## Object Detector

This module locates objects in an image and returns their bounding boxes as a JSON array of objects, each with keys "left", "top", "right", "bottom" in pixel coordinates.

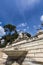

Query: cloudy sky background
[{"left": 0, "top": 0, "right": 43, "bottom": 36}]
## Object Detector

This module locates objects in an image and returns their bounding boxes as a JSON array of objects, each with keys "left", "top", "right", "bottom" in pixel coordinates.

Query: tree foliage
[
  {"left": 25, "top": 32, "right": 31, "bottom": 37},
  {"left": 1, "top": 24, "right": 19, "bottom": 47},
  {"left": 4, "top": 24, "right": 16, "bottom": 35}
]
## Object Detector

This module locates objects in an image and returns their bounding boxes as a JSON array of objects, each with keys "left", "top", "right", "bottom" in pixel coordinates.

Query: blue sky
[{"left": 0, "top": 0, "right": 43, "bottom": 36}]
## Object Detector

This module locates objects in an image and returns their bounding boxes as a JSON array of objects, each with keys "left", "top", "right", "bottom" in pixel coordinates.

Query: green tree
[
  {"left": 2, "top": 24, "right": 18, "bottom": 46},
  {"left": 25, "top": 32, "right": 31, "bottom": 37},
  {"left": 4, "top": 24, "right": 16, "bottom": 35}
]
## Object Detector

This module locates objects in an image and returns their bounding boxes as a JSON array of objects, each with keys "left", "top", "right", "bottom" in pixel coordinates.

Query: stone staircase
[{"left": 0, "top": 38, "right": 43, "bottom": 65}]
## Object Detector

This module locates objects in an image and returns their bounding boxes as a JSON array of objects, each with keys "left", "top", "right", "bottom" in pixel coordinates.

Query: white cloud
[
  {"left": 17, "top": 29, "right": 19, "bottom": 31},
  {"left": 33, "top": 25, "right": 41, "bottom": 30},
  {"left": 17, "top": 22, "right": 27, "bottom": 27},
  {"left": 40, "top": 15, "right": 43, "bottom": 22},
  {"left": 16, "top": 29, "right": 20, "bottom": 33},
  {"left": 38, "top": 25, "right": 41, "bottom": 28},
  {"left": 17, "top": 23, "right": 29, "bottom": 32},
  {"left": 0, "top": 26, "right": 6, "bottom": 36},
  {"left": 33, "top": 25, "right": 37, "bottom": 29},
  {"left": 0, "top": 22, "right": 2, "bottom": 24},
  {"left": 23, "top": 29, "right": 26, "bottom": 32},
  {"left": 27, "top": 26, "right": 29, "bottom": 29},
  {"left": 23, "top": 26, "right": 29, "bottom": 32}
]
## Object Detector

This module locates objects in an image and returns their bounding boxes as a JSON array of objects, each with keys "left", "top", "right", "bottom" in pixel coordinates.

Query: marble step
[{"left": 18, "top": 44, "right": 43, "bottom": 50}]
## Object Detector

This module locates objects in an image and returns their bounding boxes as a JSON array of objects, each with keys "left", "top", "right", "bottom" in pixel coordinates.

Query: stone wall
[
  {"left": 10, "top": 38, "right": 43, "bottom": 65},
  {"left": 0, "top": 50, "right": 8, "bottom": 65},
  {"left": 0, "top": 38, "right": 43, "bottom": 65}
]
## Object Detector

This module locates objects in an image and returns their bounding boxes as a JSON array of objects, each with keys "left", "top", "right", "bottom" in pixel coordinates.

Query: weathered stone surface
[
  {"left": 0, "top": 30, "right": 43, "bottom": 65},
  {"left": 0, "top": 51, "right": 8, "bottom": 65},
  {"left": 12, "top": 62, "right": 19, "bottom": 65}
]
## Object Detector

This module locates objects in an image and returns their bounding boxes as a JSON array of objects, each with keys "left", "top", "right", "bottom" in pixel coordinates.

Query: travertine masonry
[{"left": 0, "top": 30, "right": 43, "bottom": 65}]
